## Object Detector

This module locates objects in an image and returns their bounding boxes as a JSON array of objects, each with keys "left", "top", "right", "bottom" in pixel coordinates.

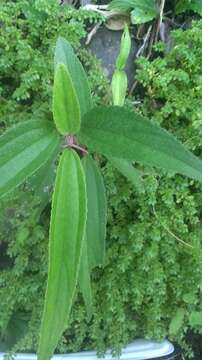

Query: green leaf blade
[
  {"left": 54, "top": 37, "right": 93, "bottom": 118},
  {"left": 78, "top": 155, "right": 107, "bottom": 318},
  {"left": 176, "top": 0, "right": 202, "bottom": 15},
  {"left": 109, "top": 0, "right": 137, "bottom": 11},
  {"left": 109, "top": 157, "right": 144, "bottom": 193},
  {"left": 79, "top": 106, "right": 202, "bottom": 182},
  {"left": 116, "top": 24, "right": 131, "bottom": 70},
  {"left": 0, "top": 120, "right": 60, "bottom": 199},
  {"left": 112, "top": 70, "right": 128, "bottom": 107},
  {"left": 38, "top": 149, "right": 87, "bottom": 360},
  {"left": 53, "top": 63, "right": 81, "bottom": 135},
  {"left": 79, "top": 236, "right": 93, "bottom": 320},
  {"left": 82, "top": 155, "right": 107, "bottom": 269}
]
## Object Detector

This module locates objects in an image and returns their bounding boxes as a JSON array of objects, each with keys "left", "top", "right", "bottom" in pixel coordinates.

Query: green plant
[
  {"left": 109, "top": 0, "right": 160, "bottom": 25},
  {"left": 109, "top": 0, "right": 202, "bottom": 24},
  {"left": 0, "top": 0, "right": 104, "bottom": 131},
  {"left": 111, "top": 25, "right": 131, "bottom": 106},
  {"left": 1, "top": 18, "right": 202, "bottom": 360},
  {"left": 133, "top": 20, "right": 202, "bottom": 353},
  {"left": 0, "top": 0, "right": 106, "bottom": 354},
  {"left": 176, "top": 0, "right": 202, "bottom": 14}
]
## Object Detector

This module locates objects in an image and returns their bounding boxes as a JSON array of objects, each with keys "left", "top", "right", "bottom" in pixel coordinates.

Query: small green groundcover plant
[{"left": 1, "top": 27, "right": 202, "bottom": 360}]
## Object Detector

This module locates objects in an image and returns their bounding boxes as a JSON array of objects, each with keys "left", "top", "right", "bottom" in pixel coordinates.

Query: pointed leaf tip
[
  {"left": 54, "top": 37, "right": 93, "bottom": 118},
  {"left": 53, "top": 63, "right": 81, "bottom": 135},
  {"left": 78, "top": 106, "right": 202, "bottom": 183}
]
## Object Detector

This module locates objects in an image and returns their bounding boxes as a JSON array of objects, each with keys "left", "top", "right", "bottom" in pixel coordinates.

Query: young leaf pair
[{"left": 111, "top": 24, "right": 131, "bottom": 107}]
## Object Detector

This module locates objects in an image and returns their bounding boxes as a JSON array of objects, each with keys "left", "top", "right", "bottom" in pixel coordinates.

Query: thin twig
[
  {"left": 146, "top": 22, "right": 156, "bottom": 59},
  {"left": 85, "top": 22, "right": 101, "bottom": 45},
  {"left": 154, "top": 0, "right": 166, "bottom": 43},
  {"left": 136, "top": 25, "right": 152, "bottom": 57},
  {"left": 129, "top": 79, "right": 138, "bottom": 95},
  {"left": 129, "top": 25, "right": 152, "bottom": 95},
  {"left": 153, "top": 206, "right": 194, "bottom": 250},
  {"left": 159, "top": 0, "right": 165, "bottom": 28}
]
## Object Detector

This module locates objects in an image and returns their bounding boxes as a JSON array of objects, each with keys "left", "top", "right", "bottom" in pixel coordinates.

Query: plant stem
[{"left": 154, "top": 0, "right": 166, "bottom": 43}]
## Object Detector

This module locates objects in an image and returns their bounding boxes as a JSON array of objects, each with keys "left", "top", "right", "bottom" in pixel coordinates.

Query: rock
[{"left": 86, "top": 26, "right": 137, "bottom": 86}]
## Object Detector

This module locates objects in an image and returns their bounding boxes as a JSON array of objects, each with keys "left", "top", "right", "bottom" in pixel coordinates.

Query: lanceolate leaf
[
  {"left": 28, "top": 149, "right": 58, "bottom": 220},
  {"left": 38, "top": 149, "right": 87, "bottom": 360},
  {"left": 109, "top": 157, "right": 144, "bottom": 193},
  {"left": 116, "top": 24, "right": 131, "bottom": 70},
  {"left": 79, "top": 106, "right": 202, "bottom": 182},
  {"left": 78, "top": 156, "right": 107, "bottom": 317},
  {"left": 54, "top": 37, "right": 93, "bottom": 118},
  {"left": 0, "top": 120, "right": 60, "bottom": 199},
  {"left": 53, "top": 63, "right": 81, "bottom": 135},
  {"left": 82, "top": 155, "right": 107, "bottom": 269},
  {"left": 79, "top": 236, "right": 93, "bottom": 320}
]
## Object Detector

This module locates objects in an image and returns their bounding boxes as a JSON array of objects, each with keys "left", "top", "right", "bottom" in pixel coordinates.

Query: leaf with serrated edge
[
  {"left": 37, "top": 149, "right": 87, "bottom": 360},
  {"left": 0, "top": 120, "right": 60, "bottom": 199},
  {"left": 78, "top": 156, "right": 107, "bottom": 317},
  {"left": 54, "top": 37, "right": 93, "bottom": 118},
  {"left": 53, "top": 63, "right": 81, "bottom": 135},
  {"left": 78, "top": 106, "right": 202, "bottom": 182},
  {"left": 78, "top": 155, "right": 107, "bottom": 318},
  {"left": 82, "top": 155, "right": 107, "bottom": 269},
  {"left": 79, "top": 236, "right": 93, "bottom": 320}
]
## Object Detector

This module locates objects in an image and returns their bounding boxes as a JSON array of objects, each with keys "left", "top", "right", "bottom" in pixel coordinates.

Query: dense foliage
[
  {"left": 0, "top": 0, "right": 106, "bottom": 131},
  {"left": 0, "top": 1, "right": 201, "bottom": 358}
]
